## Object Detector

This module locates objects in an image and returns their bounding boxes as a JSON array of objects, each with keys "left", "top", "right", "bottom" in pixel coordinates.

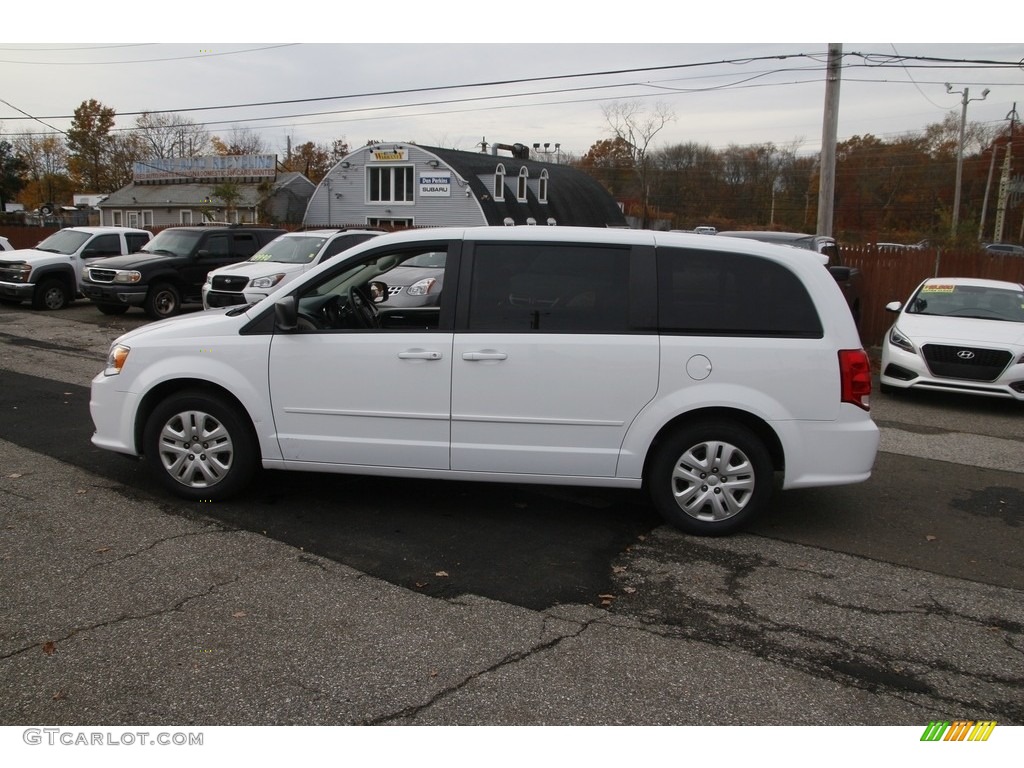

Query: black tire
[
  {"left": 31, "top": 278, "right": 70, "bottom": 311},
  {"left": 96, "top": 303, "right": 130, "bottom": 316},
  {"left": 646, "top": 420, "right": 773, "bottom": 536},
  {"left": 145, "top": 282, "right": 181, "bottom": 319},
  {"left": 142, "top": 390, "right": 258, "bottom": 501}
]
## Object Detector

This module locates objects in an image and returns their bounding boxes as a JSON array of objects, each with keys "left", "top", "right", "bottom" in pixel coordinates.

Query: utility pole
[
  {"left": 946, "top": 84, "right": 990, "bottom": 236},
  {"left": 978, "top": 144, "right": 999, "bottom": 242},
  {"left": 993, "top": 103, "right": 1018, "bottom": 243},
  {"left": 817, "top": 44, "right": 842, "bottom": 237}
]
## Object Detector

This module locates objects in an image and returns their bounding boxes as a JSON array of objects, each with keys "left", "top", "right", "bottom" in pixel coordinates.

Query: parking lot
[{"left": 0, "top": 300, "right": 1022, "bottom": 728}]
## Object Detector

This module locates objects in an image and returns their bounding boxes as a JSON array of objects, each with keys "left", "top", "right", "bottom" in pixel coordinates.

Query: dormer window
[
  {"left": 538, "top": 169, "right": 549, "bottom": 204},
  {"left": 517, "top": 167, "right": 529, "bottom": 202},
  {"left": 494, "top": 164, "right": 505, "bottom": 200}
]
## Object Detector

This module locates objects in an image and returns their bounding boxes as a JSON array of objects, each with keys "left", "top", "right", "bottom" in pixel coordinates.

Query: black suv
[{"left": 81, "top": 225, "right": 286, "bottom": 319}]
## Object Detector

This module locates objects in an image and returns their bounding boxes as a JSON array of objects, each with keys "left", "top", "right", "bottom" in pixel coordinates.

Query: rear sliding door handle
[{"left": 462, "top": 351, "right": 508, "bottom": 361}]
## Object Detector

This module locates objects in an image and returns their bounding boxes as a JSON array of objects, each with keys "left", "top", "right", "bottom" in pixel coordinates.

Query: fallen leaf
[
  {"left": 231, "top": 611, "right": 247, "bottom": 618},
  {"left": 925, "top": 535, "right": 937, "bottom": 542},
  {"left": 42, "top": 641, "right": 56, "bottom": 656},
  {"left": 94, "top": 547, "right": 111, "bottom": 554},
  {"left": 7, "top": 473, "right": 22, "bottom": 478},
  {"left": 435, "top": 570, "right": 449, "bottom": 578},
  {"left": 52, "top": 690, "right": 67, "bottom": 701},
  {"left": 76, "top": 489, "right": 87, "bottom": 495},
  {"left": 415, "top": 581, "right": 428, "bottom": 588},
  {"left": 597, "top": 594, "right": 616, "bottom": 600},
  {"left": 623, "top": 586, "right": 637, "bottom": 594},
  {"left": 612, "top": 566, "right": 627, "bottom": 574}
]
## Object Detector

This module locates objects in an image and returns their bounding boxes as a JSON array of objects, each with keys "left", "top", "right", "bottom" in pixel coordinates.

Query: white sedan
[{"left": 880, "top": 276, "right": 1024, "bottom": 400}]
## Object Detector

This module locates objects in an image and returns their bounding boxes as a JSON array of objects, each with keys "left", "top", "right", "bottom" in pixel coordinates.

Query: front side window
[
  {"left": 368, "top": 166, "right": 414, "bottom": 203},
  {"left": 657, "top": 248, "right": 822, "bottom": 337},
  {"left": 87, "top": 234, "right": 121, "bottom": 256},
  {"left": 294, "top": 245, "right": 450, "bottom": 333},
  {"left": 468, "top": 243, "right": 630, "bottom": 333}
]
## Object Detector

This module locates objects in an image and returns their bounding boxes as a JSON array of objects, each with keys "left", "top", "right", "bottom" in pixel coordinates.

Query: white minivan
[{"left": 91, "top": 227, "right": 879, "bottom": 535}]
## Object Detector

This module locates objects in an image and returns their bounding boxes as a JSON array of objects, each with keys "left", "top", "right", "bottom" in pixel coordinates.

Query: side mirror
[
  {"left": 369, "top": 281, "right": 388, "bottom": 303},
  {"left": 274, "top": 295, "right": 299, "bottom": 331},
  {"left": 829, "top": 265, "right": 851, "bottom": 281},
  {"left": 885, "top": 301, "right": 902, "bottom": 313}
]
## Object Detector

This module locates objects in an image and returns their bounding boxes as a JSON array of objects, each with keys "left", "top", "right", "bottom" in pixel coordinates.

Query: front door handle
[
  {"left": 462, "top": 351, "right": 508, "bottom": 361},
  {"left": 398, "top": 349, "right": 442, "bottom": 360}
]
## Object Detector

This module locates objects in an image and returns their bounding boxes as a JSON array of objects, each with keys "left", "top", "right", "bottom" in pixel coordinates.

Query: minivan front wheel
[
  {"left": 647, "top": 421, "right": 772, "bottom": 536},
  {"left": 143, "top": 391, "right": 257, "bottom": 501}
]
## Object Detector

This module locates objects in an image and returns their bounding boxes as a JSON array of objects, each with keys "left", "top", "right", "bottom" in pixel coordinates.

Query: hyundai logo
[{"left": 957, "top": 350, "right": 976, "bottom": 360}]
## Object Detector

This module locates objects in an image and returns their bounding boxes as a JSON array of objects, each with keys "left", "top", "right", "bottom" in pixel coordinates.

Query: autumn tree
[
  {"left": 577, "top": 136, "right": 636, "bottom": 204},
  {"left": 211, "top": 127, "right": 267, "bottom": 156},
  {"left": 281, "top": 141, "right": 333, "bottom": 183},
  {"left": 66, "top": 99, "right": 118, "bottom": 192},
  {"left": 12, "top": 133, "right": 71, "bottom": 209},
  {"left": 211, "top": 181, "right": 243, "bottom": 222}
]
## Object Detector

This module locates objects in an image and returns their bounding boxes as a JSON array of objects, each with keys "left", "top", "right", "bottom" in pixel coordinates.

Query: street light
[{"left": 946, "top": 83, "right": 990, "bottom": 236}]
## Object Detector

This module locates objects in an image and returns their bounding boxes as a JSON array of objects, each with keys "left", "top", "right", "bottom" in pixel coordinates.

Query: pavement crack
[
  {"left": 361, "top": 617, "right": 597, "bottom": 724},
  {"left": 81, "top": 527, "right": 232, "bottom": 577}
]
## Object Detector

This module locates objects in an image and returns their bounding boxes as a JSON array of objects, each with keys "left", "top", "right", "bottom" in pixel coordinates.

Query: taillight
[{"left": 839, "top": 349, "right": 872, "bottom": 411}]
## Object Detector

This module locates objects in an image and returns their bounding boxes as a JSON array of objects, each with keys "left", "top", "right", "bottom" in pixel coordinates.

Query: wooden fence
[{"left": 843, "top": 246, "right": 1024, "bottom": 349}]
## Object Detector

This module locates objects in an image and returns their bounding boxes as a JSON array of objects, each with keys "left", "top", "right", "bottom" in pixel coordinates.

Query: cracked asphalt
[{"left": 0, "top": 303, "right": 1022, "bottom": 726}]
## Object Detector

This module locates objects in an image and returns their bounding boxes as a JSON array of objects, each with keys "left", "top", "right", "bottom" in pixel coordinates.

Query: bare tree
[
  {"left": 211, "top": 126, "right": 268, "bottom": 156},
  {"left": 602, "top": 100, "right": 675, "bottom": 227},
  {"left": 134, "top": 112, "right": 211, "bottom": 158}
]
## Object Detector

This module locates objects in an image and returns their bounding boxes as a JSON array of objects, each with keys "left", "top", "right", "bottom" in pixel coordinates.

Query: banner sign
[{"left": 133, "top": 155, "right": 277, "bottom": 182}]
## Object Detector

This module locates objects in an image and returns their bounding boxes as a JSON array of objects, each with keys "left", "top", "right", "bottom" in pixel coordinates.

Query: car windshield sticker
[
  {"left": 921, "top": 283, "right": 955, "bottom": 293},
  {"left": 250, "top": 253, "right": 272, "bottom": 261}
]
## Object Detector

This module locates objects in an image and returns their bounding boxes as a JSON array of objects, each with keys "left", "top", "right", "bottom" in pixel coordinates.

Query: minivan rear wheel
[
  {"left": 646, "top": 420, "right": 772, "bottom": 536},
  {"left": 143, "top": 390, "right": 257, "bottom": 501}
]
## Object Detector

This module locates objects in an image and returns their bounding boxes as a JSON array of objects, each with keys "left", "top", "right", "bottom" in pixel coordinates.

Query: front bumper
[
  {"left": 881, "top": 343, "right": 1024, "bottom": 400},
  {"left": 0, "top": 280, "right": 35, "bottom": 300},
  {"left": 82, "top": 283, "right": 148, "bottom": 306}
]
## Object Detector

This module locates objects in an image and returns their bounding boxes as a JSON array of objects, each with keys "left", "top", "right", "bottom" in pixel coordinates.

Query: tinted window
[
  {"left": 88, "top": 234, "right": 121, "bottom": 256},
  {"left": 468, "top": 243, "right": 631, "bottom": 332},
  {"left": 232, "top": 234, "right": 259, "bottom": 258},
  {"left": 126, "top": 233, "right": 150, "bottom": 253},
  {"left": 657, "top": 248, "right": 822, "bottom": 337},
  {"left": 322, "top": 233, "right": 376, "bottom": 261}
]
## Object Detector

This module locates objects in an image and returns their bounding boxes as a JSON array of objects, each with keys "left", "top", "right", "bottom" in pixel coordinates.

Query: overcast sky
[{"left": 2, "top": 7, "right": 1021, "bottom": 161}]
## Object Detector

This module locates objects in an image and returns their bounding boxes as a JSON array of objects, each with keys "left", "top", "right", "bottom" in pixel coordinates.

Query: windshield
[
  {"left": 140, "top": 229, "right": 203, "bottom": 256},
  {"left": 35, "top": 230, "right": 91, "bottom": 254},
  {"left": 908, "top": 284, "right": 1024, "bottom": 322},
  {"left": 248, "top": 235, "right": 328, "bottom": 264}
]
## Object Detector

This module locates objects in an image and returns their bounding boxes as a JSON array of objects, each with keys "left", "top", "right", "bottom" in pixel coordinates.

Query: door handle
[
  {"left": 398, "top": 350, "right": 443, "bottom": 360},
  {"left": 462, "top": 351, "right": 508, "bottom": 361}
]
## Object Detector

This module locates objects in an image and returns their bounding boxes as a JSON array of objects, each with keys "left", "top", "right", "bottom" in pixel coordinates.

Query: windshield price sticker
[
  {"left": 921, "top": 284, "right": 956, "bottom": 293},
  {"left": 250, "top": 253, "right": 272, "bottom": 262}
]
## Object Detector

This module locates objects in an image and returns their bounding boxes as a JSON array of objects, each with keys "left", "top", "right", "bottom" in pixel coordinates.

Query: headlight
[
  {"left": 250, "top": 274, "right": 286, "bottom": 290},
  {"left": 888, "top": 325, "right": 916, "bottom": 353},
  {"left": 5, "top": 264, "right": 32, "bottom": 283},
  {"left": 104, "top": 343, "right": 131, "bottom": 376},
  {"left": 113, "top": 270, "right": 142, "bottom": 284},
  {"left": 406, "top": 277, "right": 437, "bottom": 296}
]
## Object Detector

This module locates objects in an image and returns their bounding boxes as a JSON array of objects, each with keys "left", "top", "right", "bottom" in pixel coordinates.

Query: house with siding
[
  {"left": 303, "top": 143, "right": 626, "bottom": 229},
  {"left": 98, "top": 155, "right": 314, "bottom": 229}
]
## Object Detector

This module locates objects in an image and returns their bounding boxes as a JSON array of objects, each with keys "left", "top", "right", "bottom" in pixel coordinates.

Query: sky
[{"left": 2, "top": 5, "right": 1022, "bottom": 162}]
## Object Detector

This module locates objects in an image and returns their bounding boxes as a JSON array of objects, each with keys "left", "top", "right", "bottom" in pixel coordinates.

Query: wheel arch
[
  {"left": 641, "top": 406, "right": 785, "bottom": 483},
  {"left": 134, "top": 379, "right": 260, "bottom": 460}
]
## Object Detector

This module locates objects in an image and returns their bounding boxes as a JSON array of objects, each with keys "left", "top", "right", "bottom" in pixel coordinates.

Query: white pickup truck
[{"left": 0, "top": 226, "right": 152, "bottom": 310}]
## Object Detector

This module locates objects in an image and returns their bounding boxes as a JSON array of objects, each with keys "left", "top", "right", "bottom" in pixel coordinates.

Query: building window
[
  {"left": 517, "top": 167, "right": 529, "bottom": 202},
  {"left": 127, "top": 211, "right": 140, "bottom": 228},
  {"left": 494, "top": 164, "right": 505, "bottom": 200},
  {"left": 180, "top": 210, "right": 193, "bottom": 224},
  {"left": 368, "top": 166, "right": 414, "bottom": 204},
  {"left": 142, "top": 210, "right": 154, "bottom": 227},
  {"left": 111, "top": 210, "right": 123, "bottom": 226},
  {"left": 367, "top": 217, "right": 414, "bottom": 229},
  {"left": 539, "top": 170, "right": 549, "bottom": 204}
]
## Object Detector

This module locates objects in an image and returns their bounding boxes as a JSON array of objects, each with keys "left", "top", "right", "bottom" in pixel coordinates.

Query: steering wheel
[{"left": 347, "top": 285, "right": 378, "bottom": 328}]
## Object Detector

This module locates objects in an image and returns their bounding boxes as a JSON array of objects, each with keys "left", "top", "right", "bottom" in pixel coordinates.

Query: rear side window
[
  {"left": 468, "top": 243, "right": 631, "bottom": 333},
  {"left": 657, "top": 247, "right": 822, "bottom": 337},
  {"left": 126, "top": 233, "right": 150, "bottom": 253},
  {"left": 322, "top": 234, "right": 376, "bottom": 261}
]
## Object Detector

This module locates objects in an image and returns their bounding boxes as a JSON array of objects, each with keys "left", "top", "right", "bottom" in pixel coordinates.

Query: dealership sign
[{"left": 419, "top": 174, "right": 451, "bottom": 197}]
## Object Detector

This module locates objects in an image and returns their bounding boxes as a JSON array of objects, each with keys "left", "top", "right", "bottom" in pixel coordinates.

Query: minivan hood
[{"left": 114, "top": 307, "right": 244, "bottom": 346}]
